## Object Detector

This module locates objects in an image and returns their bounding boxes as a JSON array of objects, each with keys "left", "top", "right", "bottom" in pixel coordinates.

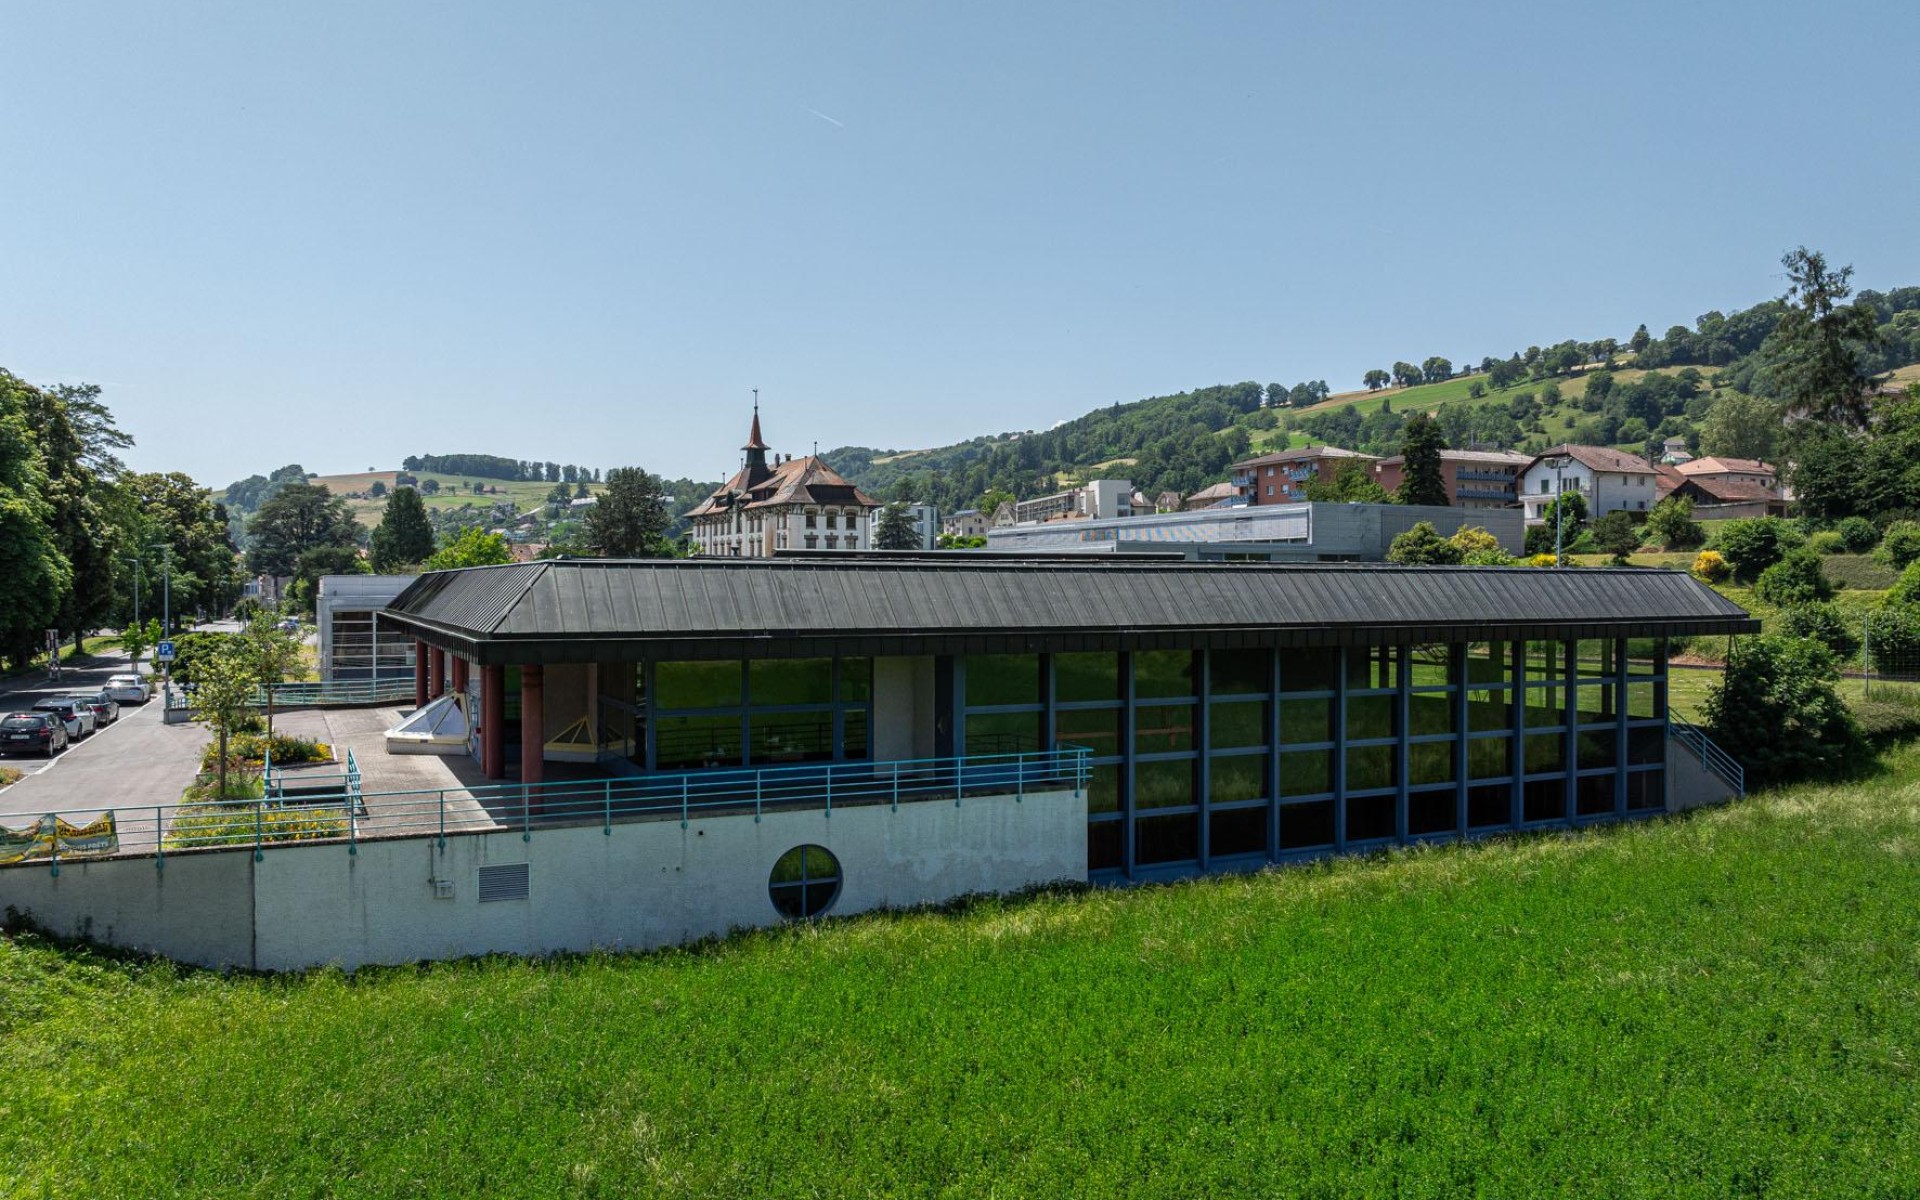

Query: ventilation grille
[{"left": 477, "top": 862, "right": 530, "bottom": 903}]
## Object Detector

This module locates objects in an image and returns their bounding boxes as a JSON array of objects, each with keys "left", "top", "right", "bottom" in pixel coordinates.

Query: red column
[
  {"left": 519, "top": 664, "right": 545, "bottom": 790},
  {"left": 413, "top": 640, "right": 429, "bottom": 708},
  {"left": 451, "top": 656, "right": 469, "bottom": 695},
  {"left": 427, "top": 647, "right": 445, "bottom": 699},
  {"left": 482, "top": 663, "right": 505, "bottom": 779}
]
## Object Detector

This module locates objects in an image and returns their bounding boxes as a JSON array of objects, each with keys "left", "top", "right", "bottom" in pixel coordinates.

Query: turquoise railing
[
  {"left": 1669, "top": 718, "right": 1745, "bottom": 797},
  {"left": 6, "top": 745, "right": 1091, "bottom": 870}
]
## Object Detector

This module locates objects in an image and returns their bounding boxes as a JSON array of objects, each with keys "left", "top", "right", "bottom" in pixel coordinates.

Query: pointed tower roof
[{"left": 743, "top": 393, "right": 769, "bottom": 452}]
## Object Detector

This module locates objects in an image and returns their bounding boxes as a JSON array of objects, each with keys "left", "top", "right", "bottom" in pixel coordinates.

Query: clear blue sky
[{"left": 5, "top": 1, "right": 1916, "bottom": 489}]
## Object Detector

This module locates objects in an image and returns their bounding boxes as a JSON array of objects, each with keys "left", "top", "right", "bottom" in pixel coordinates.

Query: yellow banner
[{"left": 0, "top": 813, "right": 119, "bottom": 864}]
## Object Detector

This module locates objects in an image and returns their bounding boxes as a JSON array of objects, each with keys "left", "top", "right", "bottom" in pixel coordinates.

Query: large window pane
[
  {"left": 965, "top": 711, "right": 1040, "bottom": 755},
  {"left": 839, "top": 658, "right": 873, "bottom": 703},
  {"left": 1347, "top": 695, "right": 1398, "bottom": 740},
  {"left": 1406, "top": 645, "right": 1453, "bottom": 689},
  {"left": 1409, "top": 692, "right": 1457, "bottom": 737},
  {"left": 1627, "top": 725, "right": 1664, "bottom": 765},
  {"left": 1408, "top": 789, "right": 1456, "bottom": 836},
  {"left": 749, "top": 658, "right": 833, "bottom": 706},
  {"left": 1524, "top": 732, "right": 1565, "bottom": 774},
  {"left": 1280, "top": 748, "right": 1333, "bottom": 797},
  {"left": 1054, "top": 653, "right": 1120, "bottom": 703},
  {"left": 1281, "top": 698, "right": 1334, "bottom": 744},
  {"left": 1521, "top": 686, "right": 1566, "bottom": 728},
  {"left": 1209, "top": 754, "right": 1267, "bottom": 804},
  {"left": 1576, "top": 772, "right": 1617, "bottom": 816},
  {"left": 1347, "top": 794, "right": 1396, "bottom": 841},
  {"left": 1134, "top": 650, "right": 1197, "bottom": 699},
  {"left": 1523, "top": 777, "right": 1566, "bottom": 823},
  {"left": 1135, "top": 705, "right": 1196, "bottom": 754},
  {"left": 1348, "top": 646, "right": 1400, "bottom": 691},
  {"left": 1135, "top": 813, "right": 1199, "bottom": 865},
  {"left": 1280, "top": 800, "right": 1335, "bottom": 850},
  {"left": 1467, "top": 736, "right": 1512, "bottom": 781},
  {"left": 1626, "top": 640, "right": 1666, "bottom": 676},
  {"left": 1410, "top": 740, "right": 1455, "bottom": 787},
  {"left": 965, "top": 655, "right": 1040, "bottom": 707},
  {"left": 1523, "top": 641, "right": 1566, "bottom": 686},
  {"left": 1209, "top": 806, "right": 1267, "bottom": 857},
  {"left": 1627, "top": 682, "right": 1665, "bottom": 720},
  {"left": 1086, "top": 763, "right": 1121, "bottom": 814},
  {"left": 656, "top": 661, "right": 741, "bottom": 710},
  {"left": 1088, "top": 819, "right": 1123, "bottom": 870},
  {"left": 1577, "top": 639, "right": 1618, "bottom": 678},
  {"left": 1281, "top": 648, "right": 1339, "bottom": 693},
  {"left": 842, "top": 710, "right": 869, "bottom": 760},
  {"left": 1465, "top": 641, "right": 1514, "bottom": 685},
  {"left": 656, "top": 715, "right": 744, "bottom": 769},
  {"left": 1467, "top": 688, "right": 1512, "bottom": 733},
  {"left": 1209, "top": 650, "right": 1270, "bottom": 696},
  {"left": 751, "top": 711, "right": 835, "bottom": 763},
  {"left": 1134, "top": 759, "right": 1197, "bottom": 810},
  {"left": 1209, "top": 701, "right": 1267, "bottom": 749},
  {"left": 1054, "top": 707, "right": 1121, "bottom": 757},
  {"left": 1626, "top": 769, "right": 1665, "bottom": 811},
  {"left": 1578, "top": 730, "right": 1618, "bottom": 771},
  {"left": 1468, "top": 783, "right": 1514, "bottom": 829},
  {"left": 1346, "top": 744, "right": 1397, "bottom": 792},
  {"left": 1575, "top": 683, "right": 1618, "bottom": 719}
]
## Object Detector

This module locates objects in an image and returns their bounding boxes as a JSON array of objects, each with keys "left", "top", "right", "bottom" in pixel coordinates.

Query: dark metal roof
[{"left": 381, "top": 558, "right": 1757, "bottom": 665}]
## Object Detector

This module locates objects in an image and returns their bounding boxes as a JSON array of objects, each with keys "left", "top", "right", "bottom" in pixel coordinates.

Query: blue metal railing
[
  {"left": 1669, "top": 718, "right": 1745, "bottom": 797},
  {"left": 2, "top": 745, "right": 1091, "bottom": 868},
  {"left": 165, "top": 679, "right": 416, "bottom": 713}
]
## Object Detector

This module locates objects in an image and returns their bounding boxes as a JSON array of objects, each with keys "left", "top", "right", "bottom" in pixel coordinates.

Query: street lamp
[
  {"left": 122, "top": 553, "right": 142, "bottom": 630},
  {"left": 1541, "top": 454, "right": 1574, "bottom": 566},
  {"left": 147, "top": 543, "right": 174, "bottom": 637}
]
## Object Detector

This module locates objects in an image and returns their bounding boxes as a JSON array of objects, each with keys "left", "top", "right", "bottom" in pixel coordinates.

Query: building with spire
[{"left": 685, "top": 401, "right": 881, "bottom": 556}]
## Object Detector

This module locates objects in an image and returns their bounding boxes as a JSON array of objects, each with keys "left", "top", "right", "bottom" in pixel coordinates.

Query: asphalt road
[{"left": 0, "top": 646, "right": 210, "bottom": 853}]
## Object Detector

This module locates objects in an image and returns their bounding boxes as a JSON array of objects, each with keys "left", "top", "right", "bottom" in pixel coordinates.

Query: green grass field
[
  {"left": 6, "top": 749, "right": 1920, "bottom": 1195},
  {"left": 309, "top": 469, "right": 600, "bottom": 528}
]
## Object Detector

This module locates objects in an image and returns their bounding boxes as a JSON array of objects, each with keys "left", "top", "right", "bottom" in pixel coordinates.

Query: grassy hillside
[
  {"left": 6, "top": 754, "right": 1920, "bottom": 1195},
  {"left": 308, "top": 469, "right": 599, "bottom": 528}
]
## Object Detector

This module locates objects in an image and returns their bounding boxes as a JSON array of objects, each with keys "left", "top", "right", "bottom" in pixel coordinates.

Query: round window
[{"left": 768, "top": 844, "right": 841, "bottom": 919}]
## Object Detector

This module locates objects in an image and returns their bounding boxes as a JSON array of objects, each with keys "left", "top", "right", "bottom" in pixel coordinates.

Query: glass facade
[
  {"left": 958, "top": 638, "right": 1669, "bottom": 880},
  {"left": 650, "top": 657, "right": 874, "bottom": 771}
]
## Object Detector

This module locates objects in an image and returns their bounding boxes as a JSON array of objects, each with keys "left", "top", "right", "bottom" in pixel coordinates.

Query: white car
[{"left": 105, "top": 673, "right": 151, "bottom": 704}]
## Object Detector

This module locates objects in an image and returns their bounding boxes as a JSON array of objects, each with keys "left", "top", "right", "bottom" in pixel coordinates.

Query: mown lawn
[{"left": 5, "top": 753, "right": 1920, "bottom": 1197}]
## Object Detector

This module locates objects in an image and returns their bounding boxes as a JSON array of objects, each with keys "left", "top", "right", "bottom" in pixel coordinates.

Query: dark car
[
  {"left": 30, "top": 698, "right": 95, "bottom": 739},
  {"left": 69, "top": 691, "right": 120, "bottom": 726},
  {"left": 1, "top": 712, "right": 69, "bottom": 757}
]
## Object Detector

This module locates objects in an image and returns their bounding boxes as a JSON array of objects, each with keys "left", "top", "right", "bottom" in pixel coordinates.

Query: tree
[
  {"left": 11, "top": 377, "right": 130, "bottom": 654},
  {"left": 1391, "top": 361, "right": 1421, "bottom": 389},
  {"left": 419, "top": 478, "right": 440, "bottom": 496},
  {"left": 584, "top": 467, "right": 670, "bottom": 557},
  {"left": 1835, "top": 516, "right": 1881, "bottom": 555},
  {"left": 1363, "top": 369, "right": 1390, "bottom": 392},
  {"left": 1780, "top": 602, "right": 1859, "bottom": 659},
  {"left": 369, "top": 487, "right": 437, "bottom": 572},
  {"left": 1629, "top": 324, "right": 1652, "bottom": 356},
  {"left": 1539, "top": 491, "right": 1588, "bottom": 554},
  {"left": 1699, "top": 390, "right": 1779, "bottom": 461},
  {"left": 0, "top": 377, "right": 72, "bottom": 668},
  {"left": 1421, "top": 356, "right": 1453, "bottom": 385},
  {"left": 1645, "top": 496, "right": 1706, "bottom": 551},
  {"left": 1715, "top": 518, "right": 1802, "bottom": 584},
  {"left": 240, "top": 608, "right": 304, "bottom": 736},
  {"left": 245, "top": 482, "right": 360, "bottom": 579},
  {"left": 368, "top": 480, "right": 387, "bottom": 498},
  {"left": 1394, "top": 413, "right": 1449, "bottom": 507},
  {"left": 193, "top": 642, "right": 259, "bottom": 800},
  {"left": 876, "top": 502, "right": 920, "bottom": 550},
  {"left": 422, "top": 528, "right": 513, "bottom": 572},
  {"left": 1301, "top": 459, "right": 1390, "bottom": 503},
  {"left": 120, "top": 617, "right": 162, "bottom": 671},
  {"left": 1704, "top": 635, "right": 1862, "bottom": 787},
  {"left": 1768, "top": 246, "right": 1883, "bottom": 428},
  {"left": 1386, "top": 522, "right": 1463, "bottom": 565},
  {"left": 978, "top": 488, "right": 1015, "bottom": 521},
  {"left": 1591, "top": 511, "right": 1641, "bottom": 563},
  {"left": 1754, "top": 548, "right": 1833, "bottom": 605}
]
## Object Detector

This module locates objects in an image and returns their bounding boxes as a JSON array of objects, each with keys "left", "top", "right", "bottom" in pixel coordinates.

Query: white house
[{"left": 1518, "top": 445, "right": 1663, "bottom": 525}]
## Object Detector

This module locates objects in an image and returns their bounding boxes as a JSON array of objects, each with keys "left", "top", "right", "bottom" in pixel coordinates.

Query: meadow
[
  {"left": 308, "top": 469, "right": 600, "bottom": 528},
  {"left": 5, "top": 747, "right": 1920, "bottom": 1196}
]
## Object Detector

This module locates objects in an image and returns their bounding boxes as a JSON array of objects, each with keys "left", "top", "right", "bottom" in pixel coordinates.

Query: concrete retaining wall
[{"left": 0, "top": 788, "right": 1086, "bottom": 971}]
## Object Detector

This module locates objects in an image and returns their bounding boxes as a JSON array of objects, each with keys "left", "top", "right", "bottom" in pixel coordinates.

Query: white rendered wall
[{"left": 0, "top": 788, "right": 1085, "bottom": 971}]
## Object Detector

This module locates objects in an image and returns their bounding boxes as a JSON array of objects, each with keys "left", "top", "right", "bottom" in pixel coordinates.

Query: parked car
[
  {"left": 31, "top": 698, "right": 95, "bottom": 739},
  {"left": 70, "top": 691, "right": 120, "bottom": 726},
  {"left": 105, "top": 673, "right": 151, "bottom": 704},
  {"left": 0, "top": 712, "right": 68, "bottom": 757},
  {"left": 277, "top": 617, "right": 301, "bottom": 634}
]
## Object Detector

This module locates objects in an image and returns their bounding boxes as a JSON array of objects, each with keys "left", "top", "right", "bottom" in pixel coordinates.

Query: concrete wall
[
  {"left": 0, "top": 788, "right": 1085, "bottom": 971},
  {"left": 873, "top": 656, "right": 936, "bottom": 763}
]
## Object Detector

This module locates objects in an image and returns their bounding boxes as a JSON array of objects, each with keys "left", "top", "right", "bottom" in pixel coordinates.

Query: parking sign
[{"left": 155, "top": 640, "right": 176, "bottom": 662}]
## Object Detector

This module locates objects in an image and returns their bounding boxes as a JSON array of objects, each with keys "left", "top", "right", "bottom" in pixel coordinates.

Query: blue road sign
[{"left": 155, "top": 640, "right": 177, "bottom": 662}]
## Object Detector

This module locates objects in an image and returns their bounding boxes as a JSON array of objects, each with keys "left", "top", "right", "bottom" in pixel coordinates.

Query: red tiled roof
[
  {"left": 686, "top": 455, "right": 879, "bottom": 519},
  {"left": 1526, "top": 444, "right": 1659, "bottom": 476},
  {"left": 1675, "top": 456, "right": 1774, "bottom": 477}
]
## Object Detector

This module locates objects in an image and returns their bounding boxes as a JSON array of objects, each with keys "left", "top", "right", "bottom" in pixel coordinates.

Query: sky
[{"left": 4, "top": 1, "right": 1917, "bottom": 490}]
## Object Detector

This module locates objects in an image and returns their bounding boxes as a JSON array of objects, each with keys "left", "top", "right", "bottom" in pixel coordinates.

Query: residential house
[
  {"left": 685, "top": 408, "right": 882, "bottom": 556},
  {"left": 1182, "top": 482, "right": 1238, "bottom": 510},
  {"left": 1671, "top": 456, "right": 1788, "bottom": 518},
  {"left": 941, "top": 509, "right": 990, "bottom": 539},
  {"left": 1371, "top": 449, "right": 1533, "bottom": 509},
  {"left": 1518, "top": 445, "right": 1663, "bottom": 524},
  {"left": 1230, "top": 446, "right": 1381, "bottom": 505}
]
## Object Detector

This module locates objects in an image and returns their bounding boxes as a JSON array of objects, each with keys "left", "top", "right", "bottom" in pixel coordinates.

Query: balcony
[{"left": 1454, "top": 469, "right": 1515, "bottom": 483}]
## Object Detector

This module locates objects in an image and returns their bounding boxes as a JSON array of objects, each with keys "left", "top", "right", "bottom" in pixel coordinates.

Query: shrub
[
  {"left": 166, "top": 802, "right": 349, "bottom": 850},
  {"left": 1591, "top": 511, "right": 1642, "bottom": 564},
  {"left": 162, "top": 632, "right": 243, "bottom": 686},
  {"left": 1704, "top": 635, "right": 1863, "bottom": 787},
  {"left": 1886, "top": 560, "right": 1920, "bottom": 611},
  {"left": 1525, "top": 553, "right": 1565, "bottom": 568},
  {"left": 1386, "top": 522, "right": 1463, "bottom": 565},
  {"left": 1645, "top": 496, "right": 1706, "bottom": 551},
  {"left": 1714, "top": 518, "right": 1804, "bottom": 584},
  {"left": 1864, "top": 610, "right": 1920, "bottom": 678},
  {"left": 1780, "top": 603, "right": 1860, "bottom": 659},
  {"left": 198, "top": 734, "right": 330, "bottom": 772},
  {"left": 1875, "top": 520, "right": 1920, "bottom": 569},
  {"left": 1752, "top": 549, "right": 1834, "bottom": 605},
  {"left": 1808, "top": 530, "right": 1846, "bottom": 554},
  {"left": 1691, "top": 550, "right": 1731, "bottom": 584},
  {"left": 1461, "top": 548, "right": 1517, "bottom": 567},
  {"left": 1447, "top": 526, "right": 1502, "bottom": 558},
  {"left": 1835, "top": 516, "right": 1881, "bottom": 554}
]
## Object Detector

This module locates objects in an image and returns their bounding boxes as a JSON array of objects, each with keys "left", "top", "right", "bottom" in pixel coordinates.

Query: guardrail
[
  {"left": 0, "top": 745, "right": 1091, "bottom": 871},
  {"left": 164, "top": 679, "right": 418, "bottom": 713},
  {"left": 1669, "top": 718, "right": 1745, "bottom": 797}
]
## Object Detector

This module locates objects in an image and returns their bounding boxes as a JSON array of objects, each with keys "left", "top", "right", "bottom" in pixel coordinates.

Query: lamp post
[
  {"left": 148, "top": 543, "right": 173, "bottom": 637},
  {"left": 1542, "top": 453, "right": 1574, "bottom": 566}
]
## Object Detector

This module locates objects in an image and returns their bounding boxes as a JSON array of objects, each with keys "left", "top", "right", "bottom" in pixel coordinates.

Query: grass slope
[
  {"left": 308, "top": 469, "right": 599, "bottom": 528},
  {"left": 6, "top": 753, "right": 1920, "bottom": 1196}
]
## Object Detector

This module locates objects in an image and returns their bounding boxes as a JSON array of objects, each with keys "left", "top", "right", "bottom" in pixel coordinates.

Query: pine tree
[
  {"left": 876, "top": 503, "right": 920, "bottom": 550},
  {"left": 370, "top": 486, "right": 436, "bottom": 571},
  {"left": 1395, "top": 413, "right": 1450, "bottom": 507},
  {"left": 586, "top": 467, "right": 669, "bottom": 557}
]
